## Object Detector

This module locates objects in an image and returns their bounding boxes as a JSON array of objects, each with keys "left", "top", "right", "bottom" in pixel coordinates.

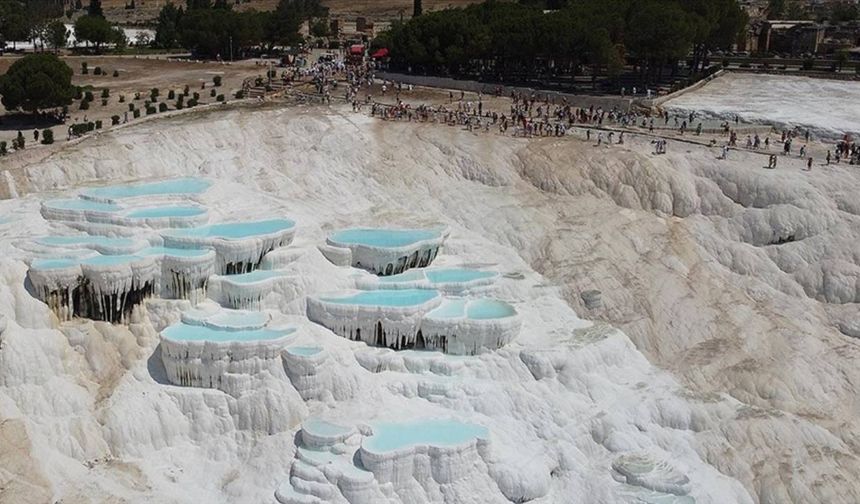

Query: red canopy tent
[
  {"left": 371, "top": 48, "right": 389, "bottom": 59},
  {"left": 349, "top": 44, "right": 365, "bottom": 56}
]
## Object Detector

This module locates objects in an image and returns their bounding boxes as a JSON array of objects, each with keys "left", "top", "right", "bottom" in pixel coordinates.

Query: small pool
[
  {"left": 220, "top": 270, "right": 285, "bottom": 284},
  {"left": 377, "top": 270, "right": 425, "bottom": 283},
  {"left": 164, "top": 219, "right": 296, "bottom": 240},
  {"left": 162, "top": 322, "right": 294, "bottom": 343},
  {"left": 330, "top": 228, "right": 439, "bottom": 248},
  {"left": 426, "top": 269, "right": 496, "bottom": 284},
  {"left": 126, "top": 206, "right": 207, "bottom": 218},
  {"left": 81, "top": 177, "right": 211, "bottom": 200},
  {"left": 320, "top": 289, "right": 439, "bottom": 307},
  {"left": 138, "top": 247, "right": 212, "bottom": 258},
  {"left": 425, "top": 298, "right": 516, "bottom": 320},
  {"left": 183, "top": 309, "right": 268, "bottom": 330},
  {"left": 467, "top": 299, "right": 517, "bottom": 319},
  {"left": 43, "top": 199, "right": 120, "bottom": 212},
  {"left": 303, "top": 418, "right": 351, "bottom": 437},
  {"left": 31, "top": 258, "right": 79, "bottom": 270},
  {"left": 363, "top": 419, "right": 488, "bottom": 453},
  {"left": 287, "top": 346, "right": 323, "bottom": 357}
]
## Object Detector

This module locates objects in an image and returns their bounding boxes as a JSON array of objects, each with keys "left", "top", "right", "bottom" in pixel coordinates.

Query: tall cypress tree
[
  {"left": 88, "top": 0, "right": 103, "bottom": 17},
  {"left": 413, "top": 0, "right": 422, "bottom": 17}
]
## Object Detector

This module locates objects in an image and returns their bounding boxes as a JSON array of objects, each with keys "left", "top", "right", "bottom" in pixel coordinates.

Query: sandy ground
[{"left": 0, "top": 55, "right": 274, "bottom": 149}]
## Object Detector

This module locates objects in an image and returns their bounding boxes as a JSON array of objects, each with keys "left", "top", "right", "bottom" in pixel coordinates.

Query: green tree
[
  {"left": 74, "top": 14, "right": 113, "bottom": 51},
  {"left": 0, "top": 0, "right": 32, "bottom": 50},
  {"left": 0, "top": 53, "right": 75, "bottom": 113},
  {"left": 154, "top": 3, "right": 183, "bottom": 48},
  {"left": 88, "top": 0, "right": 103, "bottom": 17},
  {"left": 46, "top": 19, "right": 69, "bottom": 52},
  {"left": 413, "top": 0, "right": 421, "bottom": 17}
]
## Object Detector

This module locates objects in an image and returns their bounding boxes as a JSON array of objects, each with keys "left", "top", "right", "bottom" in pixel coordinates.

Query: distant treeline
[
  {"left": 373, "top": 0, "right": 748, "bottom": 84},
  {"left": 154, "top": 0, "right": 327, "bottom": 58}
]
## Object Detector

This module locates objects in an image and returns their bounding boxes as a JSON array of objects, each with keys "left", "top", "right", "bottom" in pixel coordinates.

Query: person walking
[{"left": 806, "top": 157, "right": 813, "bottom": 171}]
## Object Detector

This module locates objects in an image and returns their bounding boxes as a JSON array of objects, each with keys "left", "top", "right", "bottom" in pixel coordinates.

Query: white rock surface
[{"left": 0, "top": 99, "right": 858, "bottom": 503}]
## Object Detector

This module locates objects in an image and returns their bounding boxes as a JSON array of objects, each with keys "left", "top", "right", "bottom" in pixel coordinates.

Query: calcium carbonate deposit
[{"left": 1, "top": 83, "right": 860, "bottom": 504}]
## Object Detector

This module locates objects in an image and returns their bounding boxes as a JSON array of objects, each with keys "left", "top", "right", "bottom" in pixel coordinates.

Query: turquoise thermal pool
[
  {"left": 164, "top": 219, "right": 296, "bottom": 240},
  {"left": 363, "top": 419, "right": 488, "bottom": 453},
  {"left": 329, "top": 228, "right": 439, "bottom": 248},
  {"left": 125, "top": 206, "right": 207, "bottom": 218},
  {"left": 319, "top": 289, "right": 440, "bottom": 307},
  {"left": 161, "top": 322, "right": 294, "bottom": 343},
  {"left": 81, "top": 177, "right": 212, "bottom": 201},
  {"left": 286, "top": 346, "right": 323, "bottom": 357},
  {"left": 42, "top": 199, "right": 121, "bottom": 213}
]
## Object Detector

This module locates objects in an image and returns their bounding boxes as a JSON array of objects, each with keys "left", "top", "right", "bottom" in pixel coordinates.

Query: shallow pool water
[
  {"left": 80, "top": 255, "right": 143, "bottom": 267},
  {"left": 467, "top": 299, "right": 517, "bottom": 319},
  {"left": 162, "top": 322, "right": 294, "bottom": 343},
  {"left": 303, "top": 418, "right": 350, "bottom": 436},
  {"left": 126, "top": 206, "right": 207, "bottom": 218},
  {"left": 377, "top": 270, "right": 425, "bottom": 283},
  {"left": 81, "top": 177, "right": 211, "bottom": 200},
  {"left": 320, "top": 289, "right": 439, "bottom": 307},
  {"left": 220, "top": 270, "right": 285, "bottom": 284},
  {"left": 364, "top": 419, "right": 488, "bottom": 453},
  {"left": 425, "top": 298, "right": 516, "bottom": 320},
  {"left": 287, "top": 346, "right": 323, "bottom": 357},
  {"left": 183, "top": 310, "right": 268, "bottom": 330},
  {"left": 31, "top": 258, "right": 79, "bottom": 270},
  {"left": 165, "top": 219, "right": 295, "bottom": 240},
  {"left": 43, "top": 199, "right": 120, "bottom": 212},
  {"left": 330, "top": 228, "right": 438, "bottom": 248},
  {"left": 426, "top": 268, "right": 496, "bottom": 284}
]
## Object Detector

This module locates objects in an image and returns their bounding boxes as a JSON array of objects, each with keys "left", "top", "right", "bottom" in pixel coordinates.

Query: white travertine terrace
[
  {"left": 324, "top": 227, "right": 448, "bottom": 276},
  {"left": 355, "top": 267, "right": 499, "bottom": 294}
]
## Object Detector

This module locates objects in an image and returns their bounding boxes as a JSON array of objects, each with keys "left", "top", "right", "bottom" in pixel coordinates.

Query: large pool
[
  {"left": 43, "top": 198, "right": 120, "bottom": 213},
  {"left": 330, "top": 228, "right": 439, "bottom": 248},
  {"left": 363, "top": 419, "right": 488, "bottom": 453},
  {"left": 125, "top": 206, "right": 207, "bottom": 218},
  {"left": 164, "top": 219, "right": 296, "bottom": 240},
  {"left": 31, "top": 258, "right": 79, "bottom": 270},
  {"left": 81, "top": 177, "right": 211, "bottom": 201},
  {"left": 161, "top": 322, "right": 294, "bottom": 343},
  {"left": 319, "top": 289, "right": 439, "bottom": 307}
]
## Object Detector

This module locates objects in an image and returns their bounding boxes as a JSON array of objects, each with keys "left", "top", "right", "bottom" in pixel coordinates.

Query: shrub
[
  {"left": 81, "top": 62, "right": 88, "bottom": 74},
  {"left": 210, "top": 88, "right": 216, "bottom": 97},
  {"left": 84, "top": 90, "right": 94, "bottom": 102},
  {"left": 40, "top": 129, "right": 53, "bottom": 144},
  {"left": 128, "top": 103, "right": 134, "bottom": 112},
  {"left": 79, "top": 100, "right": 89, "bottom": 110},
  {"left": 183, "top": 85, "right": 189, "bottom": 96},
  {"left": 187, "top": 98, "right": 197, "bottom": 107},
  {"left": 150, "top": 88, "right": 159, "bottom": 98},
  {"left": 94, "top": 66, "right": 102, "bottom": 75},
  {"left": 119, "top": 94, "right": 125, "bottom": 103},
  {"left": 213, "top": 75, "right": 222, "bottom": 87},
  {"left": 95, "top": 120, "right": 102, "bottom": 129},
  {"left": 87, "top": 121, "right": 94, "bottom": 131},
  {"left": 134, "top": 91, "right": 141, "bottom": 100},
  {"left": 193, "top": 92, "right": 200, "bottom": 101},
  {"left": 62, "top": 105, "right": 69, "bottom": 116},
  {"left": 113, "top": 69, "right": 119, "bottom": 77},
  {"left": 15, "top": 131, "right": 25, "bottom": 150},
  {"left": 159, "top": 102, "right": 168, "bottom": 112},
  {"left": 74, "top": 87, "right": 83, "bottom": 99},
  {"left": 101, "top": 88, "right": 109, "bottom": 98},
  {"left": 856, "top": 64, "right": 860, "bottom": 75},
  {"left": 168, "top": 89, "right": 175, "bottom": 99},
  {"left": 175, "top": 100, "right": 184, "bottom": 110},
  {"left": 101, "top": 99, "right": 107, "bottom": 106},
  {"left": 133, "top": 108, "right": 140, "bottom": 118},
  {"left": 111, "top": 114, "right": 120, "bottom": 125},
  {"left": 216, "top": 94, "right": 224, "bottom": 102},
  {"left": 234, "top": 90, "right": 244, "bottom": 99},
  {"left": 146, "top": 105, "right": 156, "bottom": 115},
  {"left": 0, "top": 141, "right": 6, "bottom": 155},
  {"left": 802, "top": 58, "right": 814, "bottom": 70}
]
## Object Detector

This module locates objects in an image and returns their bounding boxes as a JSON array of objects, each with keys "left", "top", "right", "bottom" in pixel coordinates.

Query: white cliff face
[{"left": 0, "top": 99, "right": 858, "bottom": 504}]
